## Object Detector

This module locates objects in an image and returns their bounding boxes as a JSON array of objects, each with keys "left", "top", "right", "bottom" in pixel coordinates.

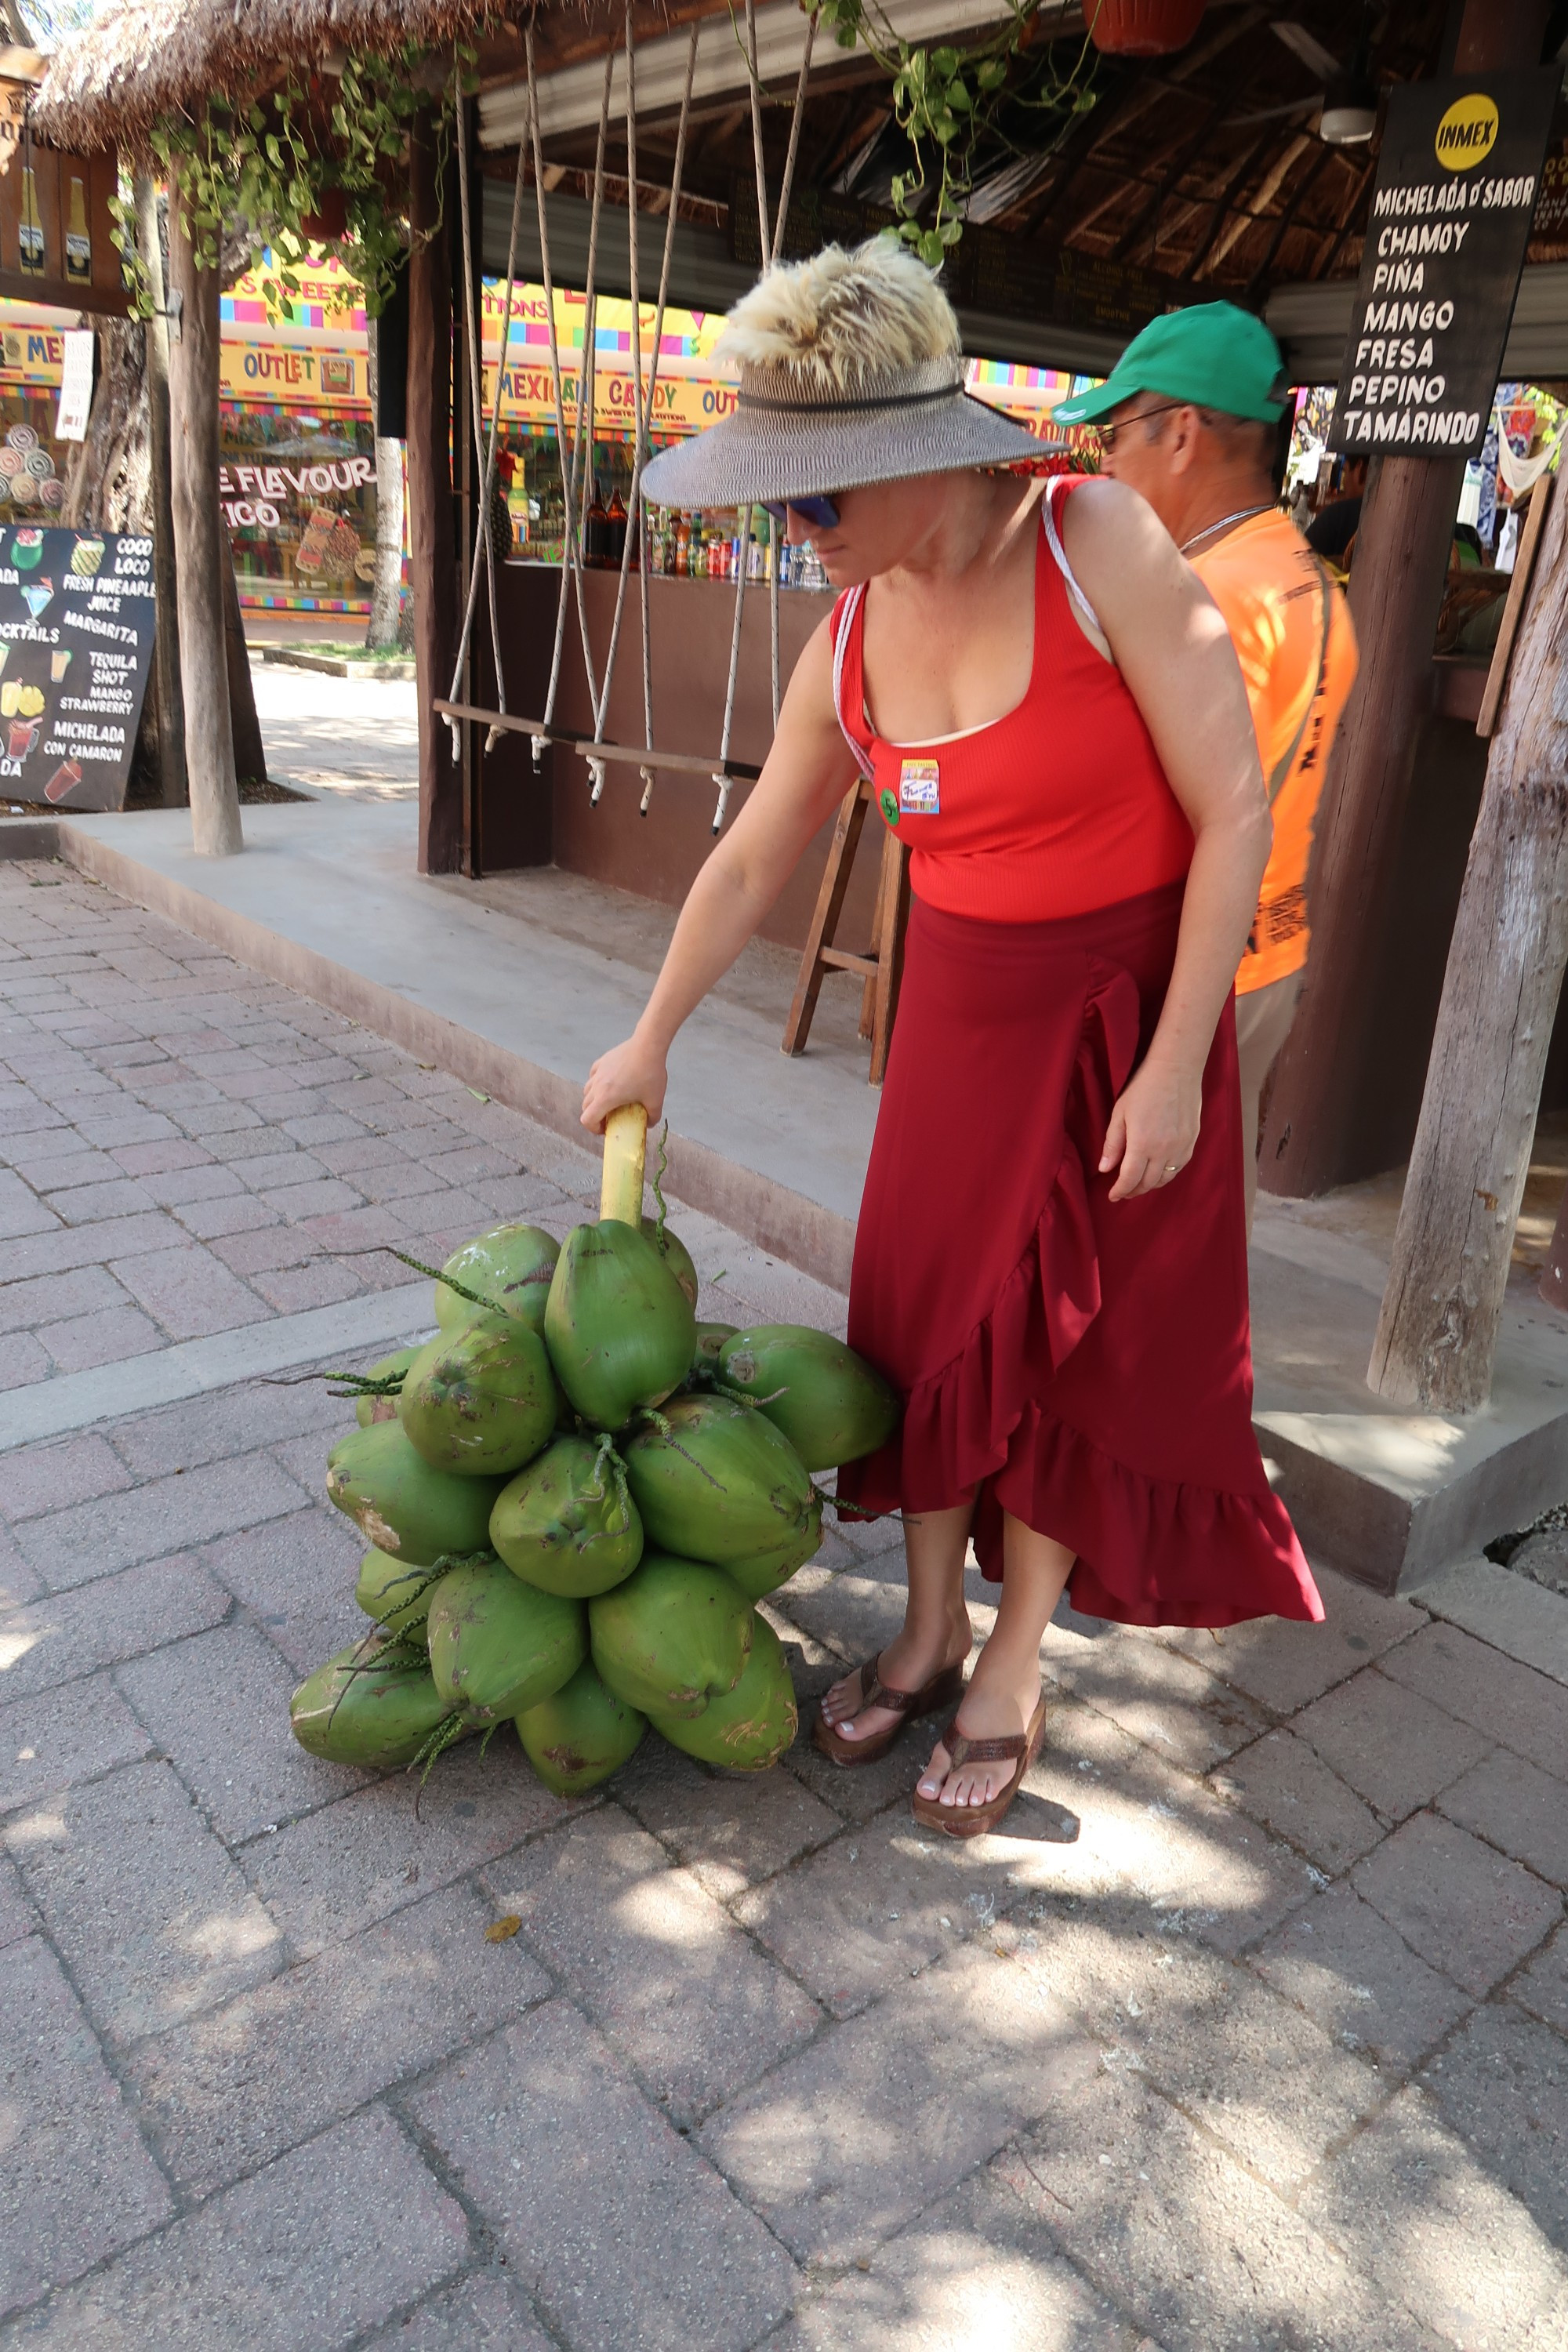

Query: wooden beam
[
  {"left": 408, "top": 107, "right": 462, "bottom": 877},
  {"left": 1200, "top": 132, "right": 1314, "bottom": 281},
  {"left": 1244, "top": 140, "right": 1334, "bottom": 301},
  {"left": 165, "top": 161, "right": 241, "bottom": 858},
  {"left": 1368, "top": 479, "right": 1568, "bottom": 1408},
  {"left": 1173, "top": 128, "right": 1277, "bottom": 280},
  {"left": 1477, "top": 478, "right": 1552, "bottom": 738}
]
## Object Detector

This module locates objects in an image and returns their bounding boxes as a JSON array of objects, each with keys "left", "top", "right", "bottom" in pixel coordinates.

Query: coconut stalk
[{"left": 601, "top": 1102, "right": 648, "bottom": 1225}]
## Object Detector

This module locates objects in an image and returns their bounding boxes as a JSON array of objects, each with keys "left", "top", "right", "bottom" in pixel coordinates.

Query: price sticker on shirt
[{"left": 898, "top": 758, "right": 940, "bottom": 815}]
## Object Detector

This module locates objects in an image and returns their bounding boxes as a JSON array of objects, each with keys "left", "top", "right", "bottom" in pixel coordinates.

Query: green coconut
[
  {"left": 643, "top": 1216, "right": 699, "bottom": 1308},
  {"left": 718, "top": 1326, "right": 900, "bottom": 1472},
  {"left": 397, "top": 1311, "right": 558, "bottom": 1479},
  {"left": 426, "top": 1552, "right": 586, "bottom": 1724},
  {"left": 290, "top": 1632, "right": 461, "bottom": 1770},
  {"left": 434, "top": 1221, "right": 561, "bottom": 1333},
  {"left": 327, "top": 1422, "right": 506, "bottom": 1563},
  {"left": 721, "top": 1492, "right": 824, "bottom": 1601},
  {"left": 355, "top": 1348, "right": 419, "bottom": 1428},
  {"left": 355, "top": 1544, "right": 442, "bottom": 1636},
  {"left": 589, "top": 1551, "right": 752, "bottom": 1719},
  {"left": 651, "top": 1612, "right": 797, "bottom": 1771},
  {"left": 516, "top": 1657, "right": 646, "bottom": 1795},
  {"left": 622, "top": 1394, "right": 816, "bottom": 1568},
  {"left": 544, "top": 1221, "right": 695, "bottom": 1430},
  {"left": 490, "top": 1433, "right": 644, "bottom": 1598},
  {"left": 693, "top": 1320, "right": 739, "bottom": 1370}
]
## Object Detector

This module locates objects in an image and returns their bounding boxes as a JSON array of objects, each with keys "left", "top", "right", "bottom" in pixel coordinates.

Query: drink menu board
[
  {"left": 0, "top": 524, "right": 154, "bottom": 811},
  {"left": 1329, "top": 70, "right": 1559, "bottom": 458}
]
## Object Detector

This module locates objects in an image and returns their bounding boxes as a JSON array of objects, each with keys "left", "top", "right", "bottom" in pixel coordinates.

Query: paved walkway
[
  {"left": 249, "top": 659, "right": 419, "bottom": 800},
  {"left": 2, "top": 852, "right": 1567, "bottom": 2351}
]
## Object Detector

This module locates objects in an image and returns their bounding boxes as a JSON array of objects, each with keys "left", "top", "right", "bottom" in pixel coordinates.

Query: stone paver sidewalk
[{"left": 2, "top": 851, "right": 1567, "bottom": 2351}]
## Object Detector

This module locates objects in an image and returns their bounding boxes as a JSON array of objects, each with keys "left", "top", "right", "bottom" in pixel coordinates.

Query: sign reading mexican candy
[{"left": 0, "top": 526, "right": 155, "bottom": 811}]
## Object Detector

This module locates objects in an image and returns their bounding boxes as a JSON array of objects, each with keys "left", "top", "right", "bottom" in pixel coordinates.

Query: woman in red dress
[{"left": 583, "top": 240, "right": 1320, "bottom": 1838}]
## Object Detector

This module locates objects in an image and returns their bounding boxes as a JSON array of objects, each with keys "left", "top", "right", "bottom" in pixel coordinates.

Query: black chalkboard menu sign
[
  {"left": 1329, "top": 70, "right": 1559, "bottom": 459},
  {"left": 0, "top": 525, "right": 155, "bottom": 812}
]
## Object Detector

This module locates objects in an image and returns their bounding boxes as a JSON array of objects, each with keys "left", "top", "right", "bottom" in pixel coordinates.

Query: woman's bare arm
[
  {"left": 580, "top": 619, "right": 857, "bottom": 1131},
  {"left": 1062, "top": 476, "right": 1271, "bottom": 1201}
]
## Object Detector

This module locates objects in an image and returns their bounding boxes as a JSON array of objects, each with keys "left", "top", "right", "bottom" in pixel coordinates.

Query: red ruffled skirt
[{"left": 837, "top": 882, "right": 1322, "bottom": 1628}]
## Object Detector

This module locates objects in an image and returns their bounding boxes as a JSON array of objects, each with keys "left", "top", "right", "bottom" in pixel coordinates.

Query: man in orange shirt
[{"left": 1056, "top": 306, "right": 1359, "bottom": 1228}]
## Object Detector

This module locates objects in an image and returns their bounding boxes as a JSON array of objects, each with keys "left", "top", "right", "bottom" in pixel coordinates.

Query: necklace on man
[{"left": 1180, "top": 502, "right": 1276, "bottom": 554}]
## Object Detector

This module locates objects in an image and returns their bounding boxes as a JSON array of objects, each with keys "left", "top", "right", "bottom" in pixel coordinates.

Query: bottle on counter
[
  {"left": 585, "top": 477, "right": 610, "bottom": 568},
  {"left": 674, "top": 511, "right": 691, "bottom": 576},
  {"left": 607, "top": 485, "right": 628, "bottom": 568}
]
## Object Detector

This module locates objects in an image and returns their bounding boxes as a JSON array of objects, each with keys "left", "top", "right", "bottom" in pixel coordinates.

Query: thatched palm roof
[{"left": 32, "top": 0, "right": 512, "bottom": 152}]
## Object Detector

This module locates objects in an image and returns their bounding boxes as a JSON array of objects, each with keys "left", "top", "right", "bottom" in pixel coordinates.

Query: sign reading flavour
[{"left": 1329, "top": 69, "right": 1559, "bottom": 459}]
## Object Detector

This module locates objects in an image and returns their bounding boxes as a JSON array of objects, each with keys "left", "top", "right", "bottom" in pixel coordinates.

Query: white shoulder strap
[
  {"left": 1042, "top": 476, "right": 1105, "bottom": 641},
  {"left": 830, "top": 582, "right": 876, "bottom": 781}
]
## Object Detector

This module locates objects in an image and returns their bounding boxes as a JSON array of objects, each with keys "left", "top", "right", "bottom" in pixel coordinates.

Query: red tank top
[{"left": 830, "top": 477, "right": 1193, "bottom": 924}]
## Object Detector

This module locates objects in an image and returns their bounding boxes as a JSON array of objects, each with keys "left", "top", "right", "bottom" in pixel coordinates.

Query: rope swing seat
[{"left": 435, "top": 2, "right": 814, "bottom": 835}]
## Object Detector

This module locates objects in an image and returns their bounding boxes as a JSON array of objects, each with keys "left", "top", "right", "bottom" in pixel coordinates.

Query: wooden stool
[{"left": 782, "top": 779, "right": 910, "bottom": 1085}]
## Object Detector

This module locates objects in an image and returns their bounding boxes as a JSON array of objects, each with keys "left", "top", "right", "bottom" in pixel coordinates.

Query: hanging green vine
[
  {"left": 806, "top": 0, "right": 1100, "bottom": 265},
  {"left": 112, "top": 45, "right": 466, "bottom": 320}
]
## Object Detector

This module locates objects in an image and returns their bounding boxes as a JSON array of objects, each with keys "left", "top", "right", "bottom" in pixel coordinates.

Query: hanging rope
[
  {"left": 529, "top": 29, "right": 612, "bottom": 766},
  {"left": 765, "top": 14, "right": 815, "bottom": 728},
  {"left": 711, "top": 0, "right": 816, "bottom": 804},
  {"left": 570, "top": 49, "right": 614, "bottom": 753},
  {"left": 593, "top": 13, "right": 698, "bottom": 811},
  {"left": 744, "top": 0, "right": 770, "bottom": 260},
  {"left": 635, "top": 24, "right": 699, "bottom": 815},
  {"left": 446, "top": 67, "right": 531, "bottom": 761},
  {"left": 444, "top": 12, "right": 815, "bottom": 811}
]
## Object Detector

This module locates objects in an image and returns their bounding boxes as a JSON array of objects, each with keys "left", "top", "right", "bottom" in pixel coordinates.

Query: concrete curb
[
  {"left": 0, "top": 816, "right": 61, "bottom": 858},
  {"left": 259, "top": 649, "right": 417, "bottom": 681},
  {"left": 49, "top": 816, "right": 857, "bottom": 1293}
]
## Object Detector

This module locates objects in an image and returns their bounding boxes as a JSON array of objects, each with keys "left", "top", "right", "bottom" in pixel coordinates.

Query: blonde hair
[{"left": 714, "top": 238, "right": 960, "bottom": 392}]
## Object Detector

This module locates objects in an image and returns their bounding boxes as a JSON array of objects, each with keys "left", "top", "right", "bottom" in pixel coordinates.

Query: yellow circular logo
[{"left": 1435, "top": 93, "right": 1499, "bottom": 172}]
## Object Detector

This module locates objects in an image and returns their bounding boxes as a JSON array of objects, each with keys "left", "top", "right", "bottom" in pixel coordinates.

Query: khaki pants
[{"left": 1234, "top": 970, "right": 1302, "bottom": 1235}]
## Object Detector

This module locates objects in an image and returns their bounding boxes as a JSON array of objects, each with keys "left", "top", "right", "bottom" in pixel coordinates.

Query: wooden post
[
  {"left": 1368, "top": 477, "right": 1568, "bottom": 1408},
  {"left": 135, "top": 173, "right": 186, "bottom": 810},
  {"left": 1258, "top": 0, "right": 1548, "bottom": 1197},
  {"left": 408, "top": 108, "right": 461, "bottom": 875},
  {"left": 165, "top": 162, "right": 241, "bottom": 857}
]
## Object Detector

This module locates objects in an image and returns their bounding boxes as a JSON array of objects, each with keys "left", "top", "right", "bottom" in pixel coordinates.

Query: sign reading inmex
[{"left": 1330, "top": 69, "right": 1559, "bottom": 459}]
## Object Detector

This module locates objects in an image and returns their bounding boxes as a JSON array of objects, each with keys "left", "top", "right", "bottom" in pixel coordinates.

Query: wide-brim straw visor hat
[{"left": 641, "top": 240, "right": 1046, "bottom": 510}]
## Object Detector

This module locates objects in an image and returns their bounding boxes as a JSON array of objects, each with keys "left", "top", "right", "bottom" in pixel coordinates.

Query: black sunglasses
[
  {"left": 760, "top": 495, "right": 840, "bottom": 532},
  {"left": 1095, "top": 401, "right": 1196, "bottom": 453}
]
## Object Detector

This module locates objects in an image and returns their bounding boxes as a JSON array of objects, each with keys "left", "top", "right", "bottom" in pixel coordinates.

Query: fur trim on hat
[{"left": 714, "top": 238, "right": 960, "bottom": 392}]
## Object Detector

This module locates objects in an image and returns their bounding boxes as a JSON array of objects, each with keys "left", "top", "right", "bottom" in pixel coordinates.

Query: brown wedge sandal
[
  {"left": 811, "top": 1652, "right": 967, "bottom": 1768},
  {"left": 911, "top": 1691, "right": 1048, "bottom": 1838}
]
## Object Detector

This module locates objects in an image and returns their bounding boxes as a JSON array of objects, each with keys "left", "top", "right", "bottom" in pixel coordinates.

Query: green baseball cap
[{"left": 1051, "top": 302, "right": 1288, "bottom": 427}]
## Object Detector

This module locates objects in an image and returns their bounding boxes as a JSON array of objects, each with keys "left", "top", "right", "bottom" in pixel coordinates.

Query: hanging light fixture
[
  {"left": 1320, "top": 61, "right": 1378, "bottom": 145},
  {"left": 1272, "top": 13, "right": 1378, "bottom": 148},
  {"left": 1320, "top": 9, "right": 1378, "bottom": 148}
]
